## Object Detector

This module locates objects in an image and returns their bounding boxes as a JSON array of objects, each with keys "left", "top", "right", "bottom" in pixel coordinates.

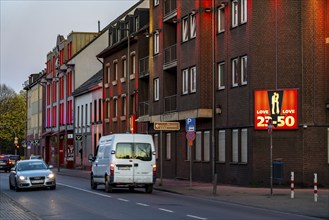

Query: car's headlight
[
  {"left": 48, "top": 173, "right": 55, "bottom": 179},
  {"left": 19, "top": 176, "right": 27, "bottom": 180}
]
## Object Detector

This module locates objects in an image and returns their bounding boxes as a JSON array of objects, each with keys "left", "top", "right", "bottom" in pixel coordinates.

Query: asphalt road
[{"left": 0, "top": 172, "right": 320, "bottom": 220}]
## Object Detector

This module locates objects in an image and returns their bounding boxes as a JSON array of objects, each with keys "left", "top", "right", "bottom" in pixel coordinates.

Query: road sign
[
  {"left": 154, "top": 122, "right": 180, "bottom": 131},
  {"left": 186, "top": 131, "right": 196, "bottom": 147},
  {"left": 75, "top": 135, "right": 83, "bottom": 141},
  {"left": 186, "top": 118, "right": 196, "bottom": 132}
]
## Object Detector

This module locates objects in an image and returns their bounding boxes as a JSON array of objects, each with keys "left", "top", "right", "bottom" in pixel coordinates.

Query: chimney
[{"left": 98, "top": 20, "right": 100, "bottom": 32}]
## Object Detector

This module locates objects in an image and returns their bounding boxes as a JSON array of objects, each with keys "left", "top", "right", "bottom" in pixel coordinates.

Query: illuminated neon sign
[{"left": 254, "top": 89, "right": 298, "bottom": 130}]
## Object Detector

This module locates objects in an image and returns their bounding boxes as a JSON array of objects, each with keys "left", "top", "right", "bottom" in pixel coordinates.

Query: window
[
  {"left": 116, "top": 143, "right": 133, "bottom": 159},
  {"left": 182, "top": 17, "right": 189, "bottom": 42},
  {"left": 94, "top": 100, "right": 97, "bottom": 123},
  {"left": 81, "top": 105, "right": 84, "bottom": 127},
  {"left": 90, "top": 102, "right": 92, "bottom": 124},
  {"left": 134, "top": 16, "right": 139, "bottom": 32},
  {"left": 182, "top": 67, "right": 196, "bottom": 95},
  {"left": 204, "top": 131, "right": 210, "bottom": 161},
  {"left": 154, "top": 0, "right": 159, "bottom": 7},
  {"left": 107, "top": 101, "right": 110, "bottom": 119},
  {"left": 98, "top": 99, "right": 102, "bottom": 122},
  {"left": 232, "top": 129, "right": 238, "bottom": 163},
  {"left": 232, "top": 58, "right": 238, "bottom": 87},
  {"left": 109, "top": 32, "right": 113, "bottom": 46},
  {"left": 166, "top": 133, "right": 171, "bottom": 160},
  {"left": 190, "top": 66, "right": 196, "bottom": 93},
  {"left": 154, "top": 78, "right": 159, "bottom": 101},
  {"left": 122, "top": 58, "right": 127, "bottom": 78},
  {"left": 77, "top": 106, "right": 80, "bottom": 128},
  {"left": 218, "top": 62, "right": 225, "bottom": 89},
  {"left": 106, "top": 64, "right": 110, "bottom": 83},
  {"left": 114, "top": 62, "right": 118, "bottom": 81},
  {"left": 85, "top": 104, "right": 88, "bottom": 127},
  {"left": 113, "top": 98, "right": 118, "bottom": 117},
  {"left": 241, "top": 56, "right": 247, "bottom": 85},
  {"left": 135, "top": 143, "right": 152, "bottom": 161},
  {"left": 218, "top": 130, "right": 226, "bottom": 162},
  {"left": 190, "top": 14, "right": 196, "bottom": 39},
  {"left": 132, "top": 54, "right": 136, "bottom": 75},
  {"left": 241, "top": 0, "right": 247, "bottom": 23},
  {"left": 154, "top": 32, "right": 159, "bottom": 55},
  {"left": 195, "top": 131, "right": 202, "bottom": 161},
  {"left": 122, "top": 96, "right": 126, "bottom": 116},
  {"left": 218, "top": 6, "right": 225, "bottom": 33},
  {"left": 182, "top": 69, "right": 188, "bottom": 95},
  {"left": 241, "top": 128, "right": 248, "bottom": 163},
  {"left": 231, "top": 0, "right": 238, "bottom": 27}
]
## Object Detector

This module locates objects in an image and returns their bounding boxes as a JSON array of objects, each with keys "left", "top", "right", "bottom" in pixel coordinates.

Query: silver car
[{"left": 9, "top": 159, "right": 56, "bottom": 191}]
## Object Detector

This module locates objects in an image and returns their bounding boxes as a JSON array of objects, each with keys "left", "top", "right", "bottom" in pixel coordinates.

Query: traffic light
[
  {"left": 15, "top": 144, "right": 19, "bottom": 149},
  {"left": 14, "top": 137, "right": 18, "bottom": 144}
]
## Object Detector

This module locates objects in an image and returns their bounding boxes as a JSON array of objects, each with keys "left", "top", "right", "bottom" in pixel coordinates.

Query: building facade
[{"left": 142, "top": 0, "right": 328, "bottom": 186}]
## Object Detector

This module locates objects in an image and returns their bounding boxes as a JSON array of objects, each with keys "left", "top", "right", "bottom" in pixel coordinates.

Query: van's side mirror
[
  {"left": 111, "top": 150, "right": 116, "bottom": 154},
  {"left": 152, "top": 151, "right": 156, "bottom": 155},
  {"left": 88, "top": 154, "right": 95, "bottom": 162}
]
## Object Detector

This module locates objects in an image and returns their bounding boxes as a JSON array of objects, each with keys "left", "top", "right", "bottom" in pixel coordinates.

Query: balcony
[
  {"left": 163, "top": 44, "right": 177, "bottom": 70},
  {"left": 164, "top": 95, "right": 176, "bottom": 113},
  {"left": 139, "top": 56, "right": 149, "bottom": 78},
  {"left": 164, "top": 0, "right": 177, "bottom": 22},
  {"left": 139, "top": 101, "right": 149, "bottom": 116}
]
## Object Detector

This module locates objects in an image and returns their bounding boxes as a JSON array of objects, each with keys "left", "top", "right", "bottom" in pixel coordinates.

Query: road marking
[
  {"left": 136, "top": 203, "right": 149, "bottom": 207},
  {"left": 158, "top": 208, "right": 173, "bottom": 213},
  {"left": 186, "top": 214, "right": 207, "bottom": 220},
  {"left": 118, "top": 198, "right": 129, "bottom": 202},
  {"left": 57, "top": 183, "right": 112, "bottom": 198}
]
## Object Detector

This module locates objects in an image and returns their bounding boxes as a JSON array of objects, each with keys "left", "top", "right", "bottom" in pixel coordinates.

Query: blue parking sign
[{"left": 186, "top": 118, "right": 196, "bottom": 132}]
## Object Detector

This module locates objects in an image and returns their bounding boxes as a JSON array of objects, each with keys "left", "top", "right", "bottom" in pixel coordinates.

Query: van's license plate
[{"left": 118, "top": 167, "right": 130, "bottom": 170}]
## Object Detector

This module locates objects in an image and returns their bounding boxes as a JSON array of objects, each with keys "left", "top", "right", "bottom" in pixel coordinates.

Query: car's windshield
[{"left": 17, "top": 161, "right": 47, "bottom": 171}]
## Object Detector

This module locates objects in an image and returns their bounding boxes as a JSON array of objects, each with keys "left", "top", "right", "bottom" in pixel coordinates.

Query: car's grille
[{"left": 30, "top": 176, "right": 45, "bottom": 185}]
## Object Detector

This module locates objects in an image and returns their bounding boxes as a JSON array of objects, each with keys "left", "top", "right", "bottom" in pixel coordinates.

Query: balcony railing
[
  {"left": 163, "top": 44, "right": 177, "bottom": 69},
  {"left": 139, "top": 56, "right": 149, "bottom": 78},
  {"left": 164, "top": 95, "right": 176, "bottom": 113},
  {"left": 139, "top": 101, "right": 149, "bottom": 116},
  {"left": 164, "top": 0, "right": 177, "bottom": 20}
]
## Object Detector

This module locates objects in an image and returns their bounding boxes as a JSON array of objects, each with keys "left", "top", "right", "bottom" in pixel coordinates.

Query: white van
[{"left": 88, "top": 134, "right": 156, "bottom": 193}]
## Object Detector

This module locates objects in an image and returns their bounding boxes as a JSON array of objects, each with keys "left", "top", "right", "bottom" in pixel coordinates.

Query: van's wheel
[
  {"left": 91, "top": 175, "right": 97, "bottom": 190},
  {"left": 105, "top": 176, "right": 113, "bottom": 193},
  {"left": 145, "top": 184, "right": 153, "bottom": 193}
]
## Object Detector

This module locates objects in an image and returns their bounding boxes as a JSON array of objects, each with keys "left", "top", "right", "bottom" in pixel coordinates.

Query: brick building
[{"left": 138, "top": 0, "right": 328, "bottom": 186}]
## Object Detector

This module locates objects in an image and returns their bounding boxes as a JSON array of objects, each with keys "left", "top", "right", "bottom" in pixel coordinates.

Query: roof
[{"left": 72, "top": 69, "right": 103, "bottom": 97}]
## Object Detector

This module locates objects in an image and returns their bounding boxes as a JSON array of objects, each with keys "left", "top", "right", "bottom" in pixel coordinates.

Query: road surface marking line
[
  {"left": 158, "top": 208, "right": 173, "bottom": 213},
  {"left": 186, "top": 214, "right": 207, "bottom": 220},
  {"left": 118, "top": 198, "right": 129, "bottom": 202},
  {"left": 136, "top": 203, "right": 149, "bottom": 207},
  {"left": 57, "top": 183, "right": 112, "bottom": 198}
]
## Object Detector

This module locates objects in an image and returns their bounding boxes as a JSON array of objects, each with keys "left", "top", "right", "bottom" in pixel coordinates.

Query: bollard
[
  {"left": 290, "top": 172, "right": 294, "bottom": 199},
  {"left": 314, "top": 173, "right": 318, "bottom": 202}
]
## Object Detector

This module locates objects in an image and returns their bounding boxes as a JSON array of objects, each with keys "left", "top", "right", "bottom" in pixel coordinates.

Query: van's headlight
[
  {"left": 48, "top": 173, "right": 55, "bottom": 179},
  {"left": 19, "top": 176, "right": 27, "bottom": 180}
]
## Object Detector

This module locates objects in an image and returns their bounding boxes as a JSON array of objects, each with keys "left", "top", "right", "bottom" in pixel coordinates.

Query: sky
[{"left": 0, "top": 0, "right": 139, "bottom": 93}]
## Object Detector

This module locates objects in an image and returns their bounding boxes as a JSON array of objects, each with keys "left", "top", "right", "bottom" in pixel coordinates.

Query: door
[
  {"left": 93, "top": 145, "right": 110, "bottom": 182},
  {"left": 114, "top": 143, "right": 153, "bottom": 183}
]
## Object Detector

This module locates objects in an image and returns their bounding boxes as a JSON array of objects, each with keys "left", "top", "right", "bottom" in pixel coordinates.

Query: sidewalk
[{"left": 56, "top": 168, "right": 329, "bottom": 219}]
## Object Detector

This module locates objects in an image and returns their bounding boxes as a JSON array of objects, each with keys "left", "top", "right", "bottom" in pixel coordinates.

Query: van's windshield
[{"left": 116, "top": 143, "right": 152, "bottom": 161}]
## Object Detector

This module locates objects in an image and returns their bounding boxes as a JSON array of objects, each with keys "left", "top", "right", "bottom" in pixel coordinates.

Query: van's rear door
[
  {"left": 114, "top": 143, "right": 134, "bottom": 183},
  {"left": 133, "top": 143, "right": 153, "bottom": 183}
]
